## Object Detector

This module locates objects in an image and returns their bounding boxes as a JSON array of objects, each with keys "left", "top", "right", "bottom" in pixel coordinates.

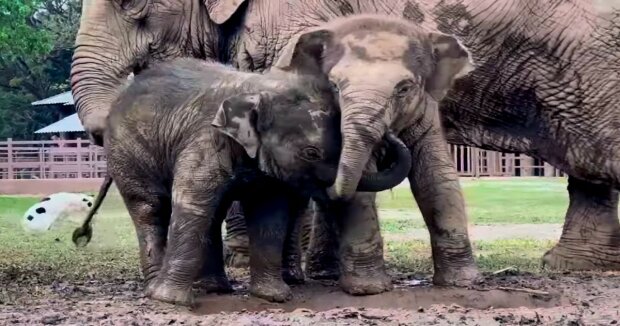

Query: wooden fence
[
  {"left": 0, "top": 138, "right": 106, "bottom": 180},
  {"left": 0, "top": 138, "right": 564, "bottom": 180}
]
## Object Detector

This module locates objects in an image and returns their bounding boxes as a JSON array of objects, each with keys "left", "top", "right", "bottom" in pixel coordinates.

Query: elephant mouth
[{"left": 325, "top": 132, "right": 412, "bottom": 200}]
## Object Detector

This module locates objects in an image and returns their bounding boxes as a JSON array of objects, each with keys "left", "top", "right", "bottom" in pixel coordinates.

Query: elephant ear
[
  {"left": 212, "top": 93, "right": 273, "bottom": 159},
  {"left": 205, "top": 0, "right": 247, "bottom": 25},
  {"left": 425, "top": 32, "right": 475, "bottom": 101},
  {"left": 113, "top": 0, "right": 152, "bottom": 20},
  {"left": 273, "top": 29, "right": 335, "bottom": 75}
]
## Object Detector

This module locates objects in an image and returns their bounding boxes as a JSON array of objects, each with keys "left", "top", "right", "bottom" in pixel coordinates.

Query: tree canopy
[{"left": 0, "top": 0, "right": 81, "bottom": 140}]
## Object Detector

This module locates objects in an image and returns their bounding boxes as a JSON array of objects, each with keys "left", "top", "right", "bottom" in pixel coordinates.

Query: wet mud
[{"left": 1, "top": 270, "right": 619, "bottom": 325}]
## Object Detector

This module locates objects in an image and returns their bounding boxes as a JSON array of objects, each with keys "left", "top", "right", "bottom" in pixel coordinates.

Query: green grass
[
  {"left": 377, "top": 178, "right": 568, "bottom": 232},
  {"left": 0, "top": 192, "right": 140, "bottom": 283},
  {"left": 0, "top": 178, "right": 568, "bottom": 283},
  {"left": 384, "top": 238, "right": 555, "bottom": 274}
]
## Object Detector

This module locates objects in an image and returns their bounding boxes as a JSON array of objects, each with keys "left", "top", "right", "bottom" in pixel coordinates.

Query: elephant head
[
  {"left": 212, "top": 88, "right": 411, "bottom": 199},
  {"left": 71, "top": 0, "right": 246, "bottom": 146},
  {"left": 274, "top": 15, "right": 474, "bottom": 200}
]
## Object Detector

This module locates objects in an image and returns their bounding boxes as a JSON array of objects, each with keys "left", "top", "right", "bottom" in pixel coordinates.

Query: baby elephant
[{"left": 73, "top": 58, "right": 411, "bottom": 306}]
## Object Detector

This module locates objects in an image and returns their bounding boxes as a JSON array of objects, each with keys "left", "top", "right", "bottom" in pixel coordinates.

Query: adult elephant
[
  {"left": 226, "top": 0, "right": 620, "bottom": 273},
  {"left": 71, "top": 0, "right": 620, "bottom": 294}
]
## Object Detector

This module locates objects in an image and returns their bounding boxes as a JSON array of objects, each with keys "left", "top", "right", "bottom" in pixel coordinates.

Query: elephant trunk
[
  {"left": 70, "top": 2, "right": 135, "bottom": 146},
  {"left": 356, "top": 132, "right": 411, "bottom": 192},
  {"left": 327, "top": 96, "right": 392, "bottom": 200}
]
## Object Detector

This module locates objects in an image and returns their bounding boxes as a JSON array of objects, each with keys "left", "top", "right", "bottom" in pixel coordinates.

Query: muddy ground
[{"left": 1, "top": 269, "right": 619, "bottom": 325}]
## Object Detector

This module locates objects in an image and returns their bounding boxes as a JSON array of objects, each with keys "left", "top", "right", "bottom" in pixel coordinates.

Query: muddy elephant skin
[
  {"left": 71, "top": 0, "right": 620, "bottom": 295},
  {"left": 231, "top": 0, "right": 620, "bottom": 278},
  {"left": 93, "top": 57, "right": 411, "bottom": 305}
]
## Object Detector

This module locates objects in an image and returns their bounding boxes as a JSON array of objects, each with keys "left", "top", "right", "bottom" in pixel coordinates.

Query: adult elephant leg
[
  {"left": 543, "top": 176, "right": 620, "bottom": 270},
  {"left": 400, "top": 113, "right": 479, "bottom": 286},
  {"left": 241, "top": 185, "right": 298, "bottom": 302},
  {"left": 298, "top": 203, "right": 315, "bottom": 254},
  {"left": 335, "top": 191, "right": 393, "bottom": 295},
  {"left": 305, "top": 201, "right": 341, "bottom": 280},
  {"left": 223, "top": 201, "right": 250, "bottom": 268},
  {"left": 281, "top": 201, "right": 310, "bottom": 285}
]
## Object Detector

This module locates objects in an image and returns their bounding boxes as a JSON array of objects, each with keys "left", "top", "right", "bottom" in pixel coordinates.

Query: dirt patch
[
  {"left": 1, "top": 271, "right": 619, "bottom": 325},
  {"left": 195, "top": 279, "right": 563, "bottom": 315}
]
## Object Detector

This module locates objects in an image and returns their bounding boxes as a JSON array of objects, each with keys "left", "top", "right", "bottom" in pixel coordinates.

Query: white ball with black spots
[{"left": 22, "top": 192, "right": 95, "bottom": 232}]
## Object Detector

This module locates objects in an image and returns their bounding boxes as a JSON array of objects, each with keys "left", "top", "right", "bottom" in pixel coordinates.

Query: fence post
[
  {"left": 490, "top": 151, "right": 495, "bottom": 176},
  {"left": 506, "top": 154, "right": 514, "bottom": 176},
  {"left": 7, "top": 138, "right": 13, "bottom": 179},
  {"left": 521, "top": 156, "right": 536, "bottom": 176},
  {"left": 88, "top": 141, "right": 93, "bottom": 178},
  {"left": 39, "top": 145, "right": 44, "bottom": 179},
  {"left": 543, "top": 162, "right": 555, "bottom": 177},
  {"left": 77, "top": 137, "right": 83, "bottom": 178},
  {"left": 472, "top": 148, "right": 480, "bottom": 178}
]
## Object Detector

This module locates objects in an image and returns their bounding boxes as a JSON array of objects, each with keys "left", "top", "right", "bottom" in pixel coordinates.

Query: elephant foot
[
  {"left": 307, "top": 265, "right": 340, "bottom": 280},
  {"left": 223, "top": 202, "right": 250, "bottom": 268},
  {"left": 282, "top": 265, "right": 305, "bottom": 285},
  {"left": 147, "top": 279, "right": 194, "bottom": 307},
  {"left": 196, "top": 275, "right": 233, "bottom": 294},
  {"left": 339, "top": 269, "right": 393, "bottom": 295},
  {"left": 542, "top": 241, "right": 620, "bottom": 271},
  {"left": 305, "top": 253, "right": 340, "bottom": 280},
  {"left": 432, "top": 263, "right": 481, "bottom": 287},
  {"left": 428, "top": 231, "right": 480, "bottom": 287},
  {"left": 541, "top": 177, "right": 620, "bottom": 271},
  {"left": 250, "top": 278, "right": 292, "bottom": 302},
  {"left": 224, "top": 241, "right": 250, "bottom": 268}
]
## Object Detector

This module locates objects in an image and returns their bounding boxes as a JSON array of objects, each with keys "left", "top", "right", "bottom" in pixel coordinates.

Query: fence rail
[{"left": 0, "top": 138, "right": 563, "bottom": 180}]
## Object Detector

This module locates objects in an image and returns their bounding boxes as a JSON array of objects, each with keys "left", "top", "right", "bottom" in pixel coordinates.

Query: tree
[{"left": 0, "top": 0, "right": 81, "bottom": 140}]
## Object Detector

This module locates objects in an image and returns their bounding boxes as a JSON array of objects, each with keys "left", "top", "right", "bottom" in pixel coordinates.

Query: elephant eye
[
  {"left": 395, "top": 79, "right": 415, "bottom": 97},
  {"left": 300, "top": 146, "right": 323, "bottom": 162},
  {"left": 329, "top": 81, "right": 340, "bottom": 94}
]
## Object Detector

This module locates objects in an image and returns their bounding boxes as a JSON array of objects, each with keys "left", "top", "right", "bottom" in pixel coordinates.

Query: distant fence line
[{"left": 0, "top": 138, "right": 564, "bottom": 180}]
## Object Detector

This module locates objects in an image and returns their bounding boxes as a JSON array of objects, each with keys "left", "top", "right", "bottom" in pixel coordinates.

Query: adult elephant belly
[{"left": 439, "top": 44, "right": 620, "bottom": 271}]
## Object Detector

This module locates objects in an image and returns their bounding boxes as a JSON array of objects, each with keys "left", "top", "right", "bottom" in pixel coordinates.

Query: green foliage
[
  {"left": 0, "top": 0, "right": 51, "bottom": 59},
  {"left": 0, "top": 0, "right": 82, "bottom": 140}
]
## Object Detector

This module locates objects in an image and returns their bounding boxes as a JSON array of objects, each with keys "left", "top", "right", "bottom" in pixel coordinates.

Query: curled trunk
[{"left": 356, "top": 133, "right": 411, "bottom": 192}]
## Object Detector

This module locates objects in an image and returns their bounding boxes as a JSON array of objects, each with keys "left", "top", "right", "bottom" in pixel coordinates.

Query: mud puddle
[
  {"left": 194, "top": 279, "right": 565, "bottom": 315},
  {"left": 2, "top": 272, "right": 618, "bottom": 325}
]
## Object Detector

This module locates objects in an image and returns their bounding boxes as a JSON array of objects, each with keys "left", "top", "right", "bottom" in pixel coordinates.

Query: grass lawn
[
  {"left": 378, "top": 177, "right": 568, "bottom": 232},
  {"left": 0, "top": 178, "right": 566, "bottom": 283}
]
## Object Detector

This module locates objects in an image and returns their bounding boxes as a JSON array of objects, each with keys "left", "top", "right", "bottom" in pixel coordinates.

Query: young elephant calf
[{"left": 73, "top": 58, "right": 411, "bottom": 306}]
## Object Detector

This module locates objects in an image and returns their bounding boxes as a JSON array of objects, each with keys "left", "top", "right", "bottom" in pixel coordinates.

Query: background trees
[{"left": 0, "top": 0, "right": 81, "bottom": 139}]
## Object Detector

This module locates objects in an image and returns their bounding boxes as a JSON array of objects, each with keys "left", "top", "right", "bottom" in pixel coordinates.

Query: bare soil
[{"left": 1, "top": 269, "right": 619, "bottom": 325}]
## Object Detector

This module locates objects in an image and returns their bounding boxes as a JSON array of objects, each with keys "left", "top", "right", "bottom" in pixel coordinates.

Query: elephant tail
[{"left": 72, "top": 174, "right": 113, "bottom": 247}]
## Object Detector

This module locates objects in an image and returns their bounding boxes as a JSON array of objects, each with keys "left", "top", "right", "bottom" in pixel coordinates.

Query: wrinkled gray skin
[
  {"left": 98, "top": 57, "right": 383, "bottom": 306},
  {"left": 71, "top": 0, "right": 477, "bottom": 296},
  {"left": 71, "top": 0, "right": 620, "bottom": 295}
]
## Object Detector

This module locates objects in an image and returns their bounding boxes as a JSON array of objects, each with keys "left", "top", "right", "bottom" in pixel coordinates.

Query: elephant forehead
[
  {"left": 342, "top": 31, "right": 411, "bottom": 61},
  {"left": 281, "top": 108, "right": 326, "bottom": 134},
  {"left": 330, "top": 60, "right": 413, "bottom": 86}
]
